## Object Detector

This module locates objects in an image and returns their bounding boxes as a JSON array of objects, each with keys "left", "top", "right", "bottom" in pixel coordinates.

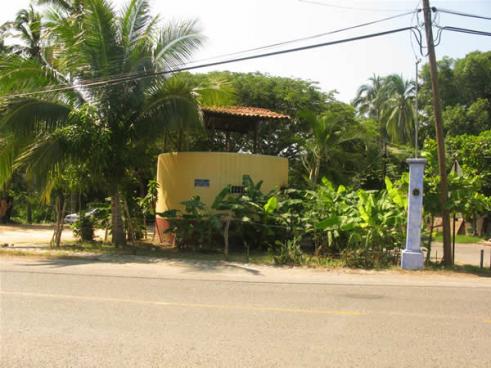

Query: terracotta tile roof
[{"left": 201, "top": 106, "right": 290, "bottom": 120}]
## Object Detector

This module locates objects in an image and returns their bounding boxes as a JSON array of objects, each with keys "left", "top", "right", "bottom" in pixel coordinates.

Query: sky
[{"left": 1, "top": 0, "right": 490, "bottom": 102}]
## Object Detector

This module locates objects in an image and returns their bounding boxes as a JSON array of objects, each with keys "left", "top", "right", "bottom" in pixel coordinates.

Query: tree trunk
[
  {"left": 51, "top": 194, "right": 66, "bottom": 248},
  {"left": 223, "top": 215, "right": 231, "bottom": 261},
  {"left": 55, "top": 200, "right": 66, "bottom": 247},
  {"left": 123, "top": 199, "right": 134, "bottom": 244},
  {"left": 382, "top": 138, "right": 388, "bottom": 181},
  {"left": 472, "top": 213, "right": 478, "bottom": 236},
  {"left": 111, "top": 190, "right": 126, "bottom": 247},
  {"left": 425, "top": 214, "right": 434, "bottom": 264},
  {"left": 26, "top": 202, "right": 32, "bottom": 224},
  {"left": 309, "top": 156, "right": 321, "bottom": 186}
]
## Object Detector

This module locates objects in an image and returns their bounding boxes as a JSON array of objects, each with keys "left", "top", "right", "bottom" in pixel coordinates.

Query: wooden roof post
[{"left": 253, "top": 121, "right": 259, "bottom": 153}]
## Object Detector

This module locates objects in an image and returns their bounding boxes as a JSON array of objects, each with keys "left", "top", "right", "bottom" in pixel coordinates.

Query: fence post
[
  {"left": 223, "top": 215, "right": 231, "bottom": 261},
  {"left": 480, "top": 249, "right": 484, "bottom": 269}
]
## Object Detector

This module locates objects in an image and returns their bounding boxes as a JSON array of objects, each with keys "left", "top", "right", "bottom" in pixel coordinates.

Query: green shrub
[
  {"left": 72, "top": 215, "right": 94, "bottom": 242},
  {"left": 161, "top": 196, "right": 222, "bottom": 251},
  {"left": 341, "top": 248, "right": 400, "bottom": 269},
  {"left": 272, "top": 236, "right": 304, "bottom": 265},
  {"left": 159, "top": 175, "right": 409, "bottom": 269}
]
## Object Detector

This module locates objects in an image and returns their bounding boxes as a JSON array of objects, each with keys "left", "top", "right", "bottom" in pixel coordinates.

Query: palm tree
[
  {"left": 0, "top": 0, "right": 227, "bottom": 246},
  {"left": 353, "top": 74, "right": 415, "bottom": 181},
  {"left": 381, "top": 74, "right": 416, "bottom": 144},
  {"left": 1, "top": 5, "right": 43, "bottom": 59},
  {"left": 301, "top": 103, "right": 368, "bottom": 185},
  {"left": 354, "top": 74, "right": 416, "bottom": 145},
  {"left": 353, "top": 74, "right": 385, "bottom": 122}
]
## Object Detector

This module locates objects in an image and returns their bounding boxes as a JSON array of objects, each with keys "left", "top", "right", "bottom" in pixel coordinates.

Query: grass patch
[
  {"left": 433, "top": 233, "right": 485, "bottom": 244},
  {"left": 1, "top": 242, "right": 489, "bottom": 277}
]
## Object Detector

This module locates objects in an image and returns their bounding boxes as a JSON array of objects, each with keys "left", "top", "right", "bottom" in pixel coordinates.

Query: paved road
[{"left": 1, "top": 257, "right": 490, "bottom": 368}]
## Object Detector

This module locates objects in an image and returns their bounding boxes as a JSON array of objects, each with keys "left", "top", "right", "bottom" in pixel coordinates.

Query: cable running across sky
[
  {"left": 1, "top": 27, "right": 417, "bottom": 100},
  {"left": 18, "top": 9, "right": 419, "bottom": 92}
]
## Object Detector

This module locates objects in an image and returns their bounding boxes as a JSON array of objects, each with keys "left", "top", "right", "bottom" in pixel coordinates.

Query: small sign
[{"left": 194, "top": 179, "right": 210, "bottom": 187}]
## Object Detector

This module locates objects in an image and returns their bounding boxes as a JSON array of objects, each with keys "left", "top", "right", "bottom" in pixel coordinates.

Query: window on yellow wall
[{"left": 230, "top": 186, "right": 244, "bottom": 194}]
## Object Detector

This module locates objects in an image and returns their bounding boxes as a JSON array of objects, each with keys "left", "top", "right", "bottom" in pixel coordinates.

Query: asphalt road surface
[{"left": 1, "top": 257, "right": 490, "bottom": 368}]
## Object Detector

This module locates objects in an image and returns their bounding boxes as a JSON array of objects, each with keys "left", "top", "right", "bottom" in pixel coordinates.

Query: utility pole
[
  {"left": 422, "top": 0, "right": 452, "bottom": 265},
  {"left": 414, "top": 58, "right": 421, "bottom": 158}
]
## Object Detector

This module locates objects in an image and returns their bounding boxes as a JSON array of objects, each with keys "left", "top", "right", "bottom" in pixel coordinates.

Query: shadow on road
[{"left": 16, "top": 254, "right": 263, "bottom": 276}]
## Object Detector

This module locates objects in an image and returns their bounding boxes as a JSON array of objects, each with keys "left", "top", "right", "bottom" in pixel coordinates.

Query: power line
[
  {"left": 185, "top": 10, "right": 418, "bottom": 65},
  {"left": 298, "top": 0, "right": 411, "bottom": 13},
  {"left": 437, "top": 25, "right": 491, "bottom": 37},
  {"left": 19, "top": 9, "right": 418, "bottom": 94},
  {"left": 1, "top": 26, "right": 416, "bottom": 100},
  {"left": 435, "top": 7, "right": 491, "bottom": 21}
]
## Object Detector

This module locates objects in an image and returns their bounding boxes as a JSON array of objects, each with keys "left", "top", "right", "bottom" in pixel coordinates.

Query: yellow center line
[{"left": 0, "top": 291, "right": 365, "bottom": 316}]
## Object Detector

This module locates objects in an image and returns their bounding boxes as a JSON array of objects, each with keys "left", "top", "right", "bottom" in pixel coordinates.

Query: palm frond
[
  {"left": 137, "top": 75, "right": 202, "bottom": 139},
  {"left": 0, "top": 134, "right": 21, "bottom": 186},
  {"left": 193, "top": 76, "right": 236, "bottom": 106},
  {"left": 153, "top": 19, "right": 203, "bottom": 70},
  {"left": 0, "top": 98, "right": 71, "bottom": 138},
  {"left": 119, "top": 0, "right": 152, "bottom": 49},
  {"left": 118, "top": 0, "right": 158, "bottom": 75},
  {"left": 79, "top": 0, "right": 121, "bottom": 78},
  {"left": 0, "top": 54, "right": 59, "bottom": 94},
  {"left": 37, "top": 0, "right": 75, "bottom": 12}
]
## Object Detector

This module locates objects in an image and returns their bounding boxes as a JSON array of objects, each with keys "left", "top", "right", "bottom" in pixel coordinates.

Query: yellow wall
[{"left": 156, "top": 152, "right": 288, "bottom": 214}]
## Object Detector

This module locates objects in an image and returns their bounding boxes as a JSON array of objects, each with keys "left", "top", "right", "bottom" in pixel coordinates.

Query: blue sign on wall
[{"left": 194, "top": 179, "right": 210, "bottom": 187}]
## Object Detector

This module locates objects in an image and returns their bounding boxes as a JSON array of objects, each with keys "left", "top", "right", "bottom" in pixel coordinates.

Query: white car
[{"left": 64, "top": 209, "right": 98, "bottom": 224}]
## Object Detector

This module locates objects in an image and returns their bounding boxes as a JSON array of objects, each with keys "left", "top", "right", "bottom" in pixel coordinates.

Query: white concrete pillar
[{"left": 401, "top": 158, "right": 426, "bottom": 270}]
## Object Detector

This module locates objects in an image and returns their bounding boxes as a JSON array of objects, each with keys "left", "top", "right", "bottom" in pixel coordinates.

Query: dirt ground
[
  {"left": 0, "top": 224, "right": 106, "bottom": 247},
  {"left": 0, "top": 224, "right": 490, "bottom": 267}
]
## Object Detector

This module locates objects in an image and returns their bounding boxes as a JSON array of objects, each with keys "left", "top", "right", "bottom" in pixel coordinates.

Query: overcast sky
[{"left": 1, "top": 0, "right": 490, "bottom": 102}]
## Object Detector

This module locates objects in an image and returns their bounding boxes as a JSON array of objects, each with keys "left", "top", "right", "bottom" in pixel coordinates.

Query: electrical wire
[
  {"left": 1, "top": 9, "right": 418, "bottom": 100},
  {"left": 185, "top": 10, "right": 418, "bottom": 65},
  {"left": 35, "top": 9, "right": 419, "bottom": 92},
  {"left": 435, "top": 7, "right": 491, "bottom": 21},
  {"left": 409, "top": 1, "right": 425, "bottom": 58},
  {"left": 438, "top": 25, "right": 491, "bottom": 37},
  {"left": 1, "top": 26, "right": 416, "bottom": 100},
  {"left": 298, "top": 0, "right": 412, "bottom": 13}
]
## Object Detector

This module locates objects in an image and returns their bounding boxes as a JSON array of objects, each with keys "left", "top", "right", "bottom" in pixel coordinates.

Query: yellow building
[
  {"left": 155, "top": 106, "right": 290, "bottom": 243},
  {"left": 156, "top": 151, "right": 288, "bottom": 213}
]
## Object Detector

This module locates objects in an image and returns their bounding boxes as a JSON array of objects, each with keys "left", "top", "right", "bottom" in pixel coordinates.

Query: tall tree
[
  {"left": 0, "top": 0, "right": 228, "bottom": 246},
  {"left": 300, "top": 102, "right": 370, "bottom": 185},
  {"left": 1, "top": 5, "right": 43, "bottom": 59},
  {"left": 353, "top": 74, "right": 385, "bottom": 122},
  {"left": 354, "top": 74, "right": 415, "bottom": 145},
  {"left": 381, "top": 74, "right": 415, "bottom": 145}
]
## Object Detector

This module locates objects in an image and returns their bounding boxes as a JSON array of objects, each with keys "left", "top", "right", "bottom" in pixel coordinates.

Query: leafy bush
[
  {"left": 161, "top": 196, "right": 222, "bottom": 251},
  {"left": 306, "top": 177, "right": 406, "bottom": 261},
  {"left": 212, "top": 175, "right": 290, "bottom": 250},
  {"left": 272, "top": 236, "right": 304, "bottom": 265},
  {"left": 72, "top": 215, "right": 94, "bottom": 241},
  {"left": 341, "top": 248, "right": 400, "bottom": 269},
  {"left": 160, "top": 175, "right": 408, "bottom": 268}
]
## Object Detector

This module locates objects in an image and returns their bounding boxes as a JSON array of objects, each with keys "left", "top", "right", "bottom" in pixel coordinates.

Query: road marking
[
  {"left": 484, "top": 320, "right": 491, "bottom": 324},
  {"left": 0, "top": 291, "right": 365, "bottom": 316}
]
